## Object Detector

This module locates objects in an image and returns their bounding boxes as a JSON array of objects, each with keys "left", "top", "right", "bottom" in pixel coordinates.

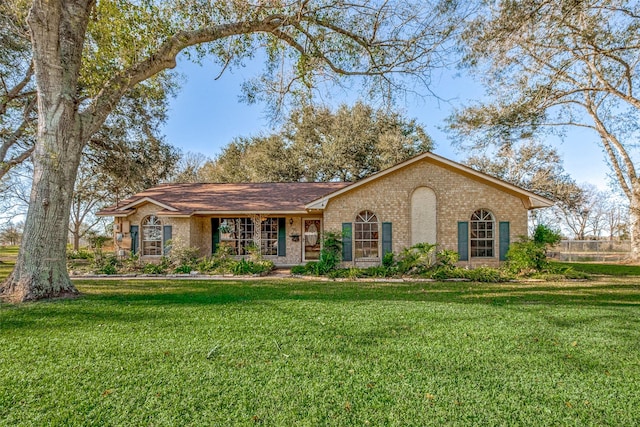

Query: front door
[{"left": 303, "top": 219, "right": 322, "bottom": 261}]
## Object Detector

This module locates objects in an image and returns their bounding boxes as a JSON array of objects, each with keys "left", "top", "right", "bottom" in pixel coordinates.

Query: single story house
[{"left": 97, "top": 152, "right": 553, "bottom": 267}]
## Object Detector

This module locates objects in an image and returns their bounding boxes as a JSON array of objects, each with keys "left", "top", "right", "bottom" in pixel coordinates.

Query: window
[
  {"left": 354, "top": 210, "right": 379, "bottom": 259},
  {"left": 470, "top": 209, "right": 495, "bottom": 258},
  {"left": 141, "top": 215, "right": 162, "bottom": 256},
  {"left": 219, "top": 217, "right": 279, "bottom": 256},
  {"left": 260, "top": 218, "right": 278, "bottom": 255}
]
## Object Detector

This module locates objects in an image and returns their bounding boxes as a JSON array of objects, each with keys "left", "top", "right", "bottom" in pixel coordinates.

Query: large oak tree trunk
[
  {"left": 2, "top": 136, "right": 83, "bottom": 302},
  {"left": 1, "top": 0, "right": 93, "bottom": 302}
]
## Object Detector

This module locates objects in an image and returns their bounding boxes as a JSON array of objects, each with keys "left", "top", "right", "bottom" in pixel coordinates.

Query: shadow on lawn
[
  {"left": 2, "top": 279, "right": 639, "bottom": 335},
  {"left": 71, "top": 278, "right": 640, "bottom": 308}
]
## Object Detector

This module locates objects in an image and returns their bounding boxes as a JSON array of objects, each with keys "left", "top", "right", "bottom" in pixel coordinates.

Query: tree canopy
[
  {"left": 449, "top": 0, "right": 640, "bottom": 259},
  {"left": 199, "top": 102, "right": 433, "bottom": 183},
  {"left": 1, "top": 0, "right": 464, "bottom": 302}
]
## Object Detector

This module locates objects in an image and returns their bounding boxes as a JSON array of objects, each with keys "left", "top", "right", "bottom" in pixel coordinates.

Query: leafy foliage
[
  {"left": 450, "top": 0, "right": 640, "bottom": 256},
  {"left": 199, "top": 102, "right": 433, "bottom": 183},
  {"left": 397, "top": 243, "right": 438, "bottom": 274},
  {"left": 507, "top": 224, "right": 563, "bottom": 275}
]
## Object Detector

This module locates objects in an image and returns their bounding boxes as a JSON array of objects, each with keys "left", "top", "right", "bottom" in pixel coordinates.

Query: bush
[
  {"left": 295, "top": 231, "right": 344, "bottom": 276},
  {"left": 397, "top": 242, "right": 437, "bottom": 274},
  {"left": 232, "top": 258, "right": 274, "bottom": 275},
  {"left": 462, "top": 266, "right": 513, "bottom": 282},
  {"left": 67, "top": 249, "right": 93, "bottom": 260},
  {"left": 197, "top": 246, "right": 237, "bottom": 274},
  {"left": 507, "top": 224, "right": 562, "bottom": 275},
  {"left": 174, "top": 264, "right": 192, "bottom": 274},
  {"left": 168, "top": 244, "right": 200, "bottom": 269},
  {"left": 290, "top": 265, "right": 308, "bottom": 275},
  {"left": 382, "top": 251, "right": 395, "bottom": 268},
  {"left": 506, "top": 240, "right": 547, "bottom": 274},
  {"left": 143, "top": 258, "right": 169, "bottom": 274},
  {"left": 436, "top": 249, "right": 459, "bottom": 269},
  {"left": 93, "top": 253, "right": 120, "bottom": 275},
  {"left": 533, "top": 224, "right": 562, "bottom": 246}
]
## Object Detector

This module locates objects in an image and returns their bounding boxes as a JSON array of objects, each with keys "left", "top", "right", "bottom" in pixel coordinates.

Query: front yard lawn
[
  {"left": 1, "top": 277, "right": 639, "bottom": 426},
  {"left": 551, "top": 260, "right": 640, "bottom": 276}
]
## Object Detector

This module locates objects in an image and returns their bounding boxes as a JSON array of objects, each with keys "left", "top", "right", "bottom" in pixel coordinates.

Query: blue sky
[{"left": 161, "top": 56, "right": 611, "bottom": 189}]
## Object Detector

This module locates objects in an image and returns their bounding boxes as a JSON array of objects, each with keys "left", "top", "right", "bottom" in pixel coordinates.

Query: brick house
[{"left": 97, "top": 152, "right": 553, "bottom": 267}]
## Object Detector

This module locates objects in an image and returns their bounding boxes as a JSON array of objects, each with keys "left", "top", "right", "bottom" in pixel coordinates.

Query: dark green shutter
[
  {"left": 458, "top": 222, "right": 469, "bottom": 261},
  {"left": 382, "top": 222, "right": 392, "bottom": 258},
  {"left": 130, "top": 225, "right": 139, "bottom": 255},
  {"left": 499, "top": 221, "right": 510, "bottom": 261},
  {"left": 278, "top": 217, "right": 286, "bottom": 257},
  {"left": 211, "top": 218, "right": 220, "bottom": 254},
  {"left": 342, "top": 223, "right": 353, "bottom": 262},
  {"left": 163, "top": 225, "right": 172, "bottom": 254}
]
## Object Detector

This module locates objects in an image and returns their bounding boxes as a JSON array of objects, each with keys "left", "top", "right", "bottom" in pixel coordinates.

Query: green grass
[
  {"left": 2, "top": 277, "right": 640, "bottom": 426},
  {"left": 552, "top": 260, "right": 640, "bottom": 276},
  {"left": 0, "top": 245, "right": 17, "bottom": 278}
]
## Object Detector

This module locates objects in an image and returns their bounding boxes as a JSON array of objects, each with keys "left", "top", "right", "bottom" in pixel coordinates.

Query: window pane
[
  {"left": 354, "top": 210, "right": 379, "bottom": 259},
  {"left": 470, "top": 209, "right": 495, "bottom": 258}
]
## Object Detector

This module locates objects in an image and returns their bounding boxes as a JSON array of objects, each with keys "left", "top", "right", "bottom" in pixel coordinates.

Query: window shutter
[
  {"left": 278, "top": 217, "right": 286, "bottom": 257},
  {"left": 211, "top": 218, "right": 220, "bottom": 254},
  {"left": 458, "top": 222, "right": 469, "bottom": 261},
  {"left": 382, "top": 222, "right": 392, "bottom": 258},
  {"left": 163, "top": 225, "right": 172, "bottom": 254},
  {"left": 342, "top": 223, "right": 353, "bottom": 262},
  {"left": 499, "top": 222, "right": 510, "bottom": 261},
  {"left": 130, "top": 225, "right": 139, "bottom": 255}
]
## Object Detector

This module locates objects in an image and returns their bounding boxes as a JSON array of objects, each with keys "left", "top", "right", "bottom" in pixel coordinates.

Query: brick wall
[
  {"left": 115, "top": 202, "right": 191, "bottom": 261},
  {"left": 323, "top": 157, "right": 529, "bottom": 267}
]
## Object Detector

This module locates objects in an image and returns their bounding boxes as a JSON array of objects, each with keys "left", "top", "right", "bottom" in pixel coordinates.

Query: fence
[{"left": 548, "top": 240, "right": 631, "bottom": 262}]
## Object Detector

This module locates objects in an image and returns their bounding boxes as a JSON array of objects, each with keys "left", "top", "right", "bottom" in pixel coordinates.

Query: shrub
[
  {"left": 533, "top": 224, "right": 562, "bottom": 246},
  {"left": 290, "top": 265, "right": 308, "bottom": 275},
  {"left": 174, "top": 264, "right": 192, "bottom": 274},
  {"left": 67, "top": 249, "right": 93, "bottom": 260},
  {"left": 462, "top": 266, "right": 513, "bottom": 282},
  {"left": 297, "top": 231, "right": 344, "bottom": 276},
  {"left": 382, "top": 251, "right": 395, "bottom": 268},
  {"left": 507, "top": 224, "right": 562, "bottom": 275},
  {"left": 197, "top": 246, "right": 236, "bottom": 274},
  {"left": 397, "top": 242, "right": 437, "bottom": 274},
  {"left": 143, "top": 258, "right": 169, "bottom": 274},
  {"left": 98, "top": 263, "right": 118, "bottom": 275},
  {"left": 168, "top": 244, "right": 200, "bottom": 269},
  {"left": 232, "top": 258, "right": 274, "bottom": 275},
  {"left": 436, "top": 249, "right": 459, "bottom": 269},
  {"left": 93, "top": 253, "right": 120, "bottom": 275},
  {"left": 506, "top": 240, "right": 547, "bottom": 274}
]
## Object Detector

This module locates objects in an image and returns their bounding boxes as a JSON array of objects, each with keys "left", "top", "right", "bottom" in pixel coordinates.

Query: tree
[
  {"left": 0, "top": 2, "right": 35, "bottom": 180},
  {"left": 0, "top": 3, "right": 178, "bottom": 183},
  {"left": 201, "top": 102, "right": 433, "bottom": 183},
  {"left": 449, "top": 0, "right": 640, "bottom": 260},
  {"left": 0, "top": 221, "right": 23, "bottom": 246},
  {"left": 464, "top": 140, "right": 581, "bottom": 206},
  {"left": 1, "top": 0, "right": 462, "bottom": 301},
  {"left": 170, "top": 151, "right": 210, "bottom": 184}
]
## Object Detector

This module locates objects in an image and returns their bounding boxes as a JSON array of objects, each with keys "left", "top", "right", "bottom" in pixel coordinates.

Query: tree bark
[{"left": 0, "top": 0, "right": 92, "bottom": 302}]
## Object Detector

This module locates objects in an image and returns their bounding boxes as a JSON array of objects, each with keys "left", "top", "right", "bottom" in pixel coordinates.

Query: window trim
[
  {"left": 218, "top": 217, "right": 280, "bottom": 256},
  {"left": 354, "top": 210, "right": 380, "bottom": 260},
  {"left": 141, "top": 215, "right": 163, "bottom": 256},
  {"left": 470, "top": 209, "right": 495, "bottom": 258}
]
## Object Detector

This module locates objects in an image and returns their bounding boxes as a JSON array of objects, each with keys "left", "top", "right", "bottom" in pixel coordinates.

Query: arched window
[
  {"left": 355, "top": 210, "right": 379, "bottom": 259},
  {"left": 142, "top": 215, "right": 162, "bottom": 256},
  {"left": 470, "top": 209, "right": 495, "bottom": 258}
]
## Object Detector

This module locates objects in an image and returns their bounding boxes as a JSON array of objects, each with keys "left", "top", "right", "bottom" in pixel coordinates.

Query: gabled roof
[
  {"left": 305, "top": 152, "right": 554, "bottom": 210},
  {"left": 97, "top": 182, "right": 350, "bottom": 217}
]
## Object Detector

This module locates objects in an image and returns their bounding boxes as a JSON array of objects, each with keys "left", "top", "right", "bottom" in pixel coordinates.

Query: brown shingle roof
[{"left": 97, "top": 182, "right": 351, "bottom": 216}]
